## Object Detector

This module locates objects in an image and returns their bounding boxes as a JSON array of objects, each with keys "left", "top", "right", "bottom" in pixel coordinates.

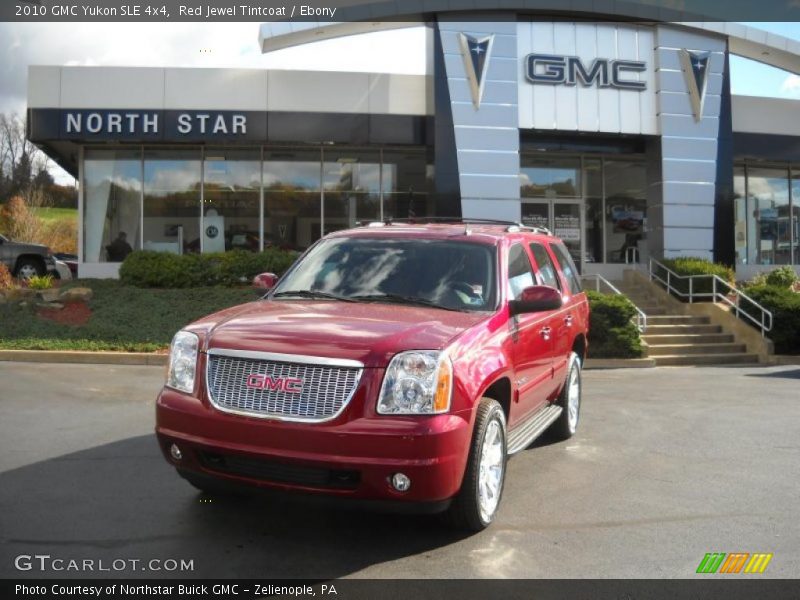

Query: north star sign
[
  {"left": 64, "top": 111, "right": 247, "bottom": 135},
  {"left": 525, "top": 54, "right": 647, "bottom": 90}
]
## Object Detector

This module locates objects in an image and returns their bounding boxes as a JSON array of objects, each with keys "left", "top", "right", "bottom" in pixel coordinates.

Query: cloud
[
  {"left": 0, "top": 22, "right": 426, "bottom": 117},
  {"left": 781, "top": 74, "right": 800, "bottom": 95},
  {"left": 0, "top": 22, "right": 426, "bottom": 183}
]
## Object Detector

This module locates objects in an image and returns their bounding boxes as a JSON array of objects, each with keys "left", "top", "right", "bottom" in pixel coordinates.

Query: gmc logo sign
[
  {"left": 245, "top": 374, "right": 303, "bottom": 393},
  {"left": 525, "top": 54, "right": 647, "bottom": 91}
]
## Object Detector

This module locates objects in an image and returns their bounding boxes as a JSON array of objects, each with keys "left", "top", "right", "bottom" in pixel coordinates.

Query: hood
[
  {"left": 8, "top": 240, "right": 49, "bottom": 253},
  {"left": 191, "top": 299, "right": 490, "bottom": 367}
]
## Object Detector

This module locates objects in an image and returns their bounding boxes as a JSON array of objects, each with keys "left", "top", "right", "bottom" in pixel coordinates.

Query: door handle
[
  {"left": 539, "top": 326, "right": 552, "bottom": 340},
  {"left": 564, "top": 315, "right": 574, "bottom": 327}
]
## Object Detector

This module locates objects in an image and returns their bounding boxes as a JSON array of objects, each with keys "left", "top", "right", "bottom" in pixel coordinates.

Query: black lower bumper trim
[{"left": 176, "top": 468, "right": 452, "bottom": 515}]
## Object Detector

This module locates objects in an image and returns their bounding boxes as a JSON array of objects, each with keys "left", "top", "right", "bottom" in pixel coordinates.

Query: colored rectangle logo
[{"left": 696, "top": 553, "right": 773, "bottom": 574}]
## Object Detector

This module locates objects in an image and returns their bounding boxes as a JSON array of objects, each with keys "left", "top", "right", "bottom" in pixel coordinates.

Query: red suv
[{"left": 156, "top": 219, "right": 589, "bottom": 530}]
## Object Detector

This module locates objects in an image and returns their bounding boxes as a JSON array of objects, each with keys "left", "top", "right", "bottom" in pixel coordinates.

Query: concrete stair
[{"left": 613, "top": 279, "right": 761, "bottom": 367}]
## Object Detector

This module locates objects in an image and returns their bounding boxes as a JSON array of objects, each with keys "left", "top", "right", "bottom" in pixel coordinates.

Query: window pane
[
  {"left": 323, "top": 149, "right": 381, "bottom": 234},
  {"left": 747, "top": 167, "right": 790, "bottom": 265},
  {"left": 263, "top": 148, "right": 321, "bottom": 250},
  {"left": 550, "top": 242, "right": 582, "bottom": 294},
  {"left": 793, "top": 170, "right": 800, "bottom": 265},
  {"left": 584, "top": 159, "right": 603, "bottom": 264},
  {"left": 529, "top": 243, "right": 561, "bottom": 290},
  {"left": 83, "top": 148, "right": 141, "bottom": 263},
  {"left": 143, "top": 148, "right": 201, "bottom": 254},
  {"left": 507, "top": 244, "right": 535, "bottom": 300},
  {"left": 382, "top": 149, "right": 434, "bottom": 220},
  {"left": 732, "top": 166, "right": 748, "bottom": 265},
  {"left": 203, "top": 148, "right": 260, "bottom": 252},
  {"left": 604, "top": 159, "right": 646, "bottom": 264},
  {"left": 520, "top": 156, "right": 581, "bottom": 198}
]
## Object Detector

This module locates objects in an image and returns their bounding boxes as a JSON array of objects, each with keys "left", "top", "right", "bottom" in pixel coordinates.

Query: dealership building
[{"left": 26, "top": 12, "right": 800, "bottom": 279}]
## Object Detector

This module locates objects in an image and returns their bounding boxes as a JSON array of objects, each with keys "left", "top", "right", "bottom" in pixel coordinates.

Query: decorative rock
[
  {"left": 6, "top": 288, "right": 36, "bottom": 302},
  {"left": 38, "top": 302, "right": 65, "bottom": 310},
  {"left": 59, "top": 287, "right": 94, "bottom": 303},
  {"left": 37, "top": 289, "right": 61, "bottom": 303}
]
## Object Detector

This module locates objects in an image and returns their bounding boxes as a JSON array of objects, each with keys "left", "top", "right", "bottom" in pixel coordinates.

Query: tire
[
  {"left": 550, "top": 351, "right": 582, "bottom": 441},
  {"left": 15, "top": 258, "right": 45, "bottom": 280},
  {"left": 446, "top": 398, "right": 507, "bottom": 531}
]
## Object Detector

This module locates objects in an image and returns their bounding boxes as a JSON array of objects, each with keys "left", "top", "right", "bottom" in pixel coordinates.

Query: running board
[{"left": 506, "top": 404, "right": 562, "bottom": 455}]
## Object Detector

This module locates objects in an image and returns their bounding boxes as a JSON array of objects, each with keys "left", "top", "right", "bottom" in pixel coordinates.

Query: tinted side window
[
  {"left": 550, "top": 242, "right": 582, "bottom": 295},
  {"left": 507, "top": 244, "right": 535, "bottom": 301},
  {"left": 529, "top": 243, "right": 561, "bottom": 291}
]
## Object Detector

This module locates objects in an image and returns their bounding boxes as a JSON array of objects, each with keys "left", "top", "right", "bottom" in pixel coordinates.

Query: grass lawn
[
  {"left": 32, "top": 207, "right": 78, "bottom": 223},
  {"left": 0, "top": 279, "right": 254, "bottom": 352}
]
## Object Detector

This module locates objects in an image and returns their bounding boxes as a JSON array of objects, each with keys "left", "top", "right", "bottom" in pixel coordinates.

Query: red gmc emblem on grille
[{"left": 245, "top": 374, "right": 303, "bottom": 393}]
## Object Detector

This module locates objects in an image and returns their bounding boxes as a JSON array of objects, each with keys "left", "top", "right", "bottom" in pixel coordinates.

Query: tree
[
  {"left": 33, "top": 166, "right": 54, "bottom": 188},
  {"left": 0, "top": 112, "right": 60, "bottom": 203},
  {"left": 11, "top": 151, "right": 32, "bottom": 195}
]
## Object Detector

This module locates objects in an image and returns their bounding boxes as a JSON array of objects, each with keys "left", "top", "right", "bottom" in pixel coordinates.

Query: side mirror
[
  {"left": 509, "top": 285, "right": 562, "bottom": 316},
  {"left": 252, "top": 272, "right": 279, "bottom": 295}
]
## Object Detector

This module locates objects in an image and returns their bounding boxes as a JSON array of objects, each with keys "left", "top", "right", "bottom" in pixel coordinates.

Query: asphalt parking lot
[{"left": 0, "top": 361, "right": 798, "bottom": 579}]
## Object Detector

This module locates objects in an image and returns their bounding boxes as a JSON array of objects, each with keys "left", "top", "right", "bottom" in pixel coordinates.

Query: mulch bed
[{"left": 37, "top": 301, "right": 92, "bottom": 326}]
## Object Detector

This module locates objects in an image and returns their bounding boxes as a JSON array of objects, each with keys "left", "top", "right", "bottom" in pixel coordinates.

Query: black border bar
[{"left": 3, "top": 0, "right": 800, "bottom": 22}]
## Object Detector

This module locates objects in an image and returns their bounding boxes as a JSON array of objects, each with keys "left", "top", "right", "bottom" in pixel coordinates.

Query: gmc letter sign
[{"left": 525, "top": 54, "right": 647, "bottom": 90}]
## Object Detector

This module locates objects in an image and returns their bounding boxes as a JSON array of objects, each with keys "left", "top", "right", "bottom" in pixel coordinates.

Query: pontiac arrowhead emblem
[
  {"left": 458, "top": 33, "right": 494, "bottom": 109},
  {"left": 679, "top": 49, "right": 711, "bottom": 122}
]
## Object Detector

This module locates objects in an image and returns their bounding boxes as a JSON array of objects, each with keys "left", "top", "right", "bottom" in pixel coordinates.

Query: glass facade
[
  {"left": 520, "top": 156, "right": 581, "bottom": 198},
  {"left": 603, "top": 159, "right": 647, "bottom": 264},
  {"left": 143, "top": 148, "right": 201, "bottom": 254},
  {"left": 83, "top": 148, "right": 142, "bottom": 262},
  {"left": 734, "top": 164, "right": 798, "bottom": 266},
  {"left": 520, "top": 155, "right": 647, "bottom": 266},
  {"left": 83, "top": 146, "right": 431, "bottom": 261}
]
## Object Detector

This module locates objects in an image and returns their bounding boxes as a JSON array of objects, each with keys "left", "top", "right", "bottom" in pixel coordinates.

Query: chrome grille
[{"left": 206, "top": 350, "right": 363, "bottom": 421}]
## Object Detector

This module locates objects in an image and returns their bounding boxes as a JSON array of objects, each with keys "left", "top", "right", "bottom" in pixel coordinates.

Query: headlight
[
  {"left": 377, "top": 350, "right": 453, "bottom": 415},
  {"left": 166, "top": 331, "right": 199, "bottom": 394}
]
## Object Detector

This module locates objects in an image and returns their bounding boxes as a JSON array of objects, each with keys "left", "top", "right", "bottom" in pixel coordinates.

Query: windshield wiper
[
  {"left": 272, "top": 290, "right": 357, "bottom": 303},
  {"left": 350, "top": 293, "right": 461, "bottom": 312}
]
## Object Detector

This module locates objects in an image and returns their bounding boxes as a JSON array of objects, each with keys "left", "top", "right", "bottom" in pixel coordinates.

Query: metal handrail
[
  {"left": 625, "top": 246, "right": 640, "bottom": 264},
  {"left": 648, "top": 258, "right": 773, "bottom": 337},
  {"left": 582, "top": 274, "right": 647, "bottom": 333}
]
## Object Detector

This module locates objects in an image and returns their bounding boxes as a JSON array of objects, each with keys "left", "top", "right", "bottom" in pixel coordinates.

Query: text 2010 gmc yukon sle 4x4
[{"left": 156, "top": 220, "right": 589, "bottom": 530}]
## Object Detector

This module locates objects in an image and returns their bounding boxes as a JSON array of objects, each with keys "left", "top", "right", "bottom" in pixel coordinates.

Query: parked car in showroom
[
  {"left": 0, "top": 233, "right": 58, "bottom": 279},
  {"left": 156, "top": 219, "right": 590, "bottom": 530}
]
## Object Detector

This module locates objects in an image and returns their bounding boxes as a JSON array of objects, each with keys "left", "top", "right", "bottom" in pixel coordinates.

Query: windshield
[{"left": 273, "top": 237, "right": 497, "bottom": 312}]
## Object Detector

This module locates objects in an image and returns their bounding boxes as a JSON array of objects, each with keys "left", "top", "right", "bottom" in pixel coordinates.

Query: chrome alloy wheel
[
  {"left": 17, "top": 264, "right": 39, "bottom": 280},
  {"left": 566, "top": 362, "right": 581, "bottom": 434},
  {"left": 478, "top": 418, "right": 504, "bottom": 523}
]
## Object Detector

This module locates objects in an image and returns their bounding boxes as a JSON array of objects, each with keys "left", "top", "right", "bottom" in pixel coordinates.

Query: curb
[
  {"left": 767, "top": 355, "right": 800, "bottom": 366},
  {"left": 584, "top": 358, "right": 656, "bottom": 369},
  {"left": 0, "top": 350, "right": 168, "bottom": 366}
]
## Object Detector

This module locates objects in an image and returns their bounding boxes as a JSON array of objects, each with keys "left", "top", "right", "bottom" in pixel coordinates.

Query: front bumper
[{"left": 156, "top": 376, "right": 473, "bottom": 507}]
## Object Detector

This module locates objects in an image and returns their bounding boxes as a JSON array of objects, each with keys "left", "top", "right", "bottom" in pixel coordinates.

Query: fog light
[
  {"left": 169, "top": 444, "right": 183, "bottom": 461},
  {"left": 391, "top": 472, "right": 411, "bottom": 492}
]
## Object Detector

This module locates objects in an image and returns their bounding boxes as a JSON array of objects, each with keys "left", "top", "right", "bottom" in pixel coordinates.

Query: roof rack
[{"left": 358, "top": 217, "right": 552, "bottom": 236}]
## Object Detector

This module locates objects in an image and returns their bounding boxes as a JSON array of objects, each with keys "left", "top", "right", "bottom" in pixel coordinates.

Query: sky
[{"left": 0, "top": 21, "right": 798, "bottom": 183}]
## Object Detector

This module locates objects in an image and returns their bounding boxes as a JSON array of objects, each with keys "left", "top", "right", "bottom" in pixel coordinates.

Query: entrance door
[{"left": 521, "top": 200, "right": 585, "bottom": 272}]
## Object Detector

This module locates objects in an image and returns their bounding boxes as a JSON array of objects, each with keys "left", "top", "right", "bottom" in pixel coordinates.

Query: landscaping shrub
[
  {"left": 764, "top": 265, "right": 799, "bottom": 289},
  {"left": 657, "top": 257, "right": 735, "bottom": 298},
  {"left": 119, "top": 248, "right": 298, "bottom": 288},
  {"left": 586, "top": 290, "right": 643, "bottom": 359},
  {"left": 744, "top": 284, "right": 800, "bottom": 355},
  {"left": 0, "top": 278, "right": 255, "bottom": 351},
  {"left": 26, "top": 274, "right": 54, "bottom": 290},
  {"left": 0, "top": 263, "right": 13, "bottom": 289}
]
